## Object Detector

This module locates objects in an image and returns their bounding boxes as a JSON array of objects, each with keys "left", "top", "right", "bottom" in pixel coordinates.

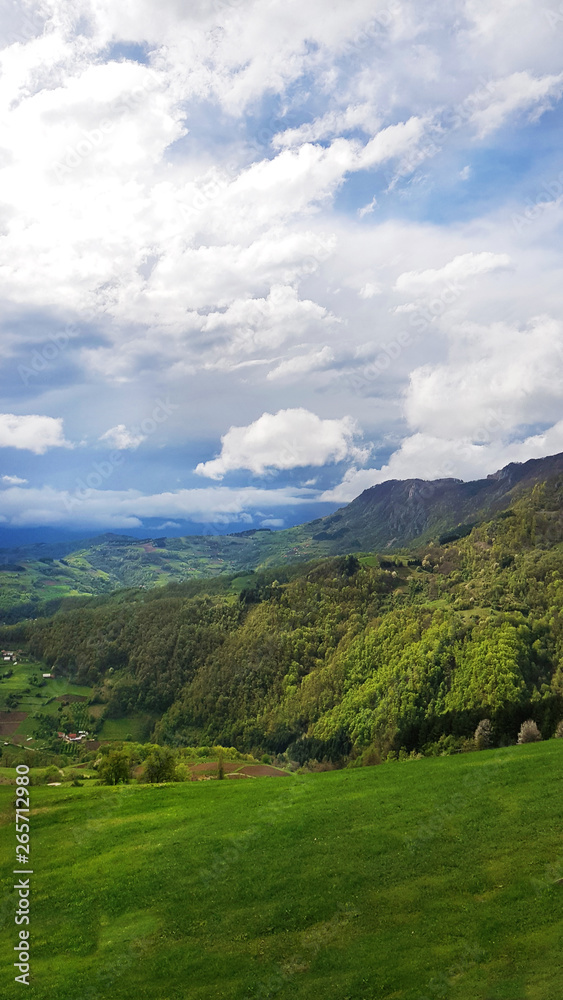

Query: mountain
[
  {"left": 1, "top": 450, "right": 563, "bottom": 621},
  {"left": 307, "top": 450, "right": 563, "bottom": 552},
  {"left": 7, "top": 465, "right": 563, "bottom": 758}
]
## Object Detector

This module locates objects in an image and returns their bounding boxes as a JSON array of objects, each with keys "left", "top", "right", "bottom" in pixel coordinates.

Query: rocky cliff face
[{"left": 304, "top": 451, "right": 563, "bottom": 551}]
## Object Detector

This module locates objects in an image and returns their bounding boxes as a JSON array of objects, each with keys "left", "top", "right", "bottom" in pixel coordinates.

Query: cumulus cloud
[
  {"left": 0, "top": 415, "right": 71, "bottom": 454},
  {"left": 1, "top": 475, "right": 28, "bottom": 485},
  {"left": 195, "top": 408, "right": 369, "bottom": 480},
  {"left": 324, "top": 314, "right": 563, "bottom": 501},
  {"left": 404, "top": 315, "right": 563, "bottom": 436},
  {"left": 99, "top": 424, "right": 147, "bottom": 450},
  {"left": 0, "top": 0, "right": 563, "bottom": 529}
]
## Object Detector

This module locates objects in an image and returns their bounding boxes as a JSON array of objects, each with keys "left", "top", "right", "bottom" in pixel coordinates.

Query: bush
[
  {"left": 517, "top": 719, "right": 542, "bottom": 744},
  {"left": 474, "top": 719, "right": 493, "bottom": 750},
  {"left": 554, "top": 720, "right": 563, "bottom": 738}
]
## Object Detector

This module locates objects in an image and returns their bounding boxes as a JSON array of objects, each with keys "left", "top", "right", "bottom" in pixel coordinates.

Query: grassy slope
[{"left": 1, "top": 741, "right": 562, "bottom": 1000}]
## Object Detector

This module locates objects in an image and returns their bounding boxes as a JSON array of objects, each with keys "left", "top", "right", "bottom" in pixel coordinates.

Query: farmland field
[{"left": 0, "top": 740, "right": 562, "bottom": 999}]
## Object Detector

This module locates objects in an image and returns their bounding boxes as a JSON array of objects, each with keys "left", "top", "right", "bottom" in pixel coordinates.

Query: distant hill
[
  {"left": 1, "top": 450, "right": 563, "bottom": 620},
  {"left": 306, "top": 450, "right": 563, "bottom": 552}
]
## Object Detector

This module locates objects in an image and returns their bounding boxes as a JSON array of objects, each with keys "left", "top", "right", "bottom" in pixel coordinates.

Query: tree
[
  {"left": 144, "top": 746, "right": 177, "bottom": 783},
  {"left": 97, "top": 750, "right": 130, "bottom": 785},
  {"left": 474, "top": 719, "right": 493, "bottom": 750},
  {"left": 217, "top": 748, "right": 225, "bottom": 780},
  {"left": 517, "top": 719, "right": 542, "bottom": 744},
  {"left": 555, "top": 720, "right": 563, "bottom": 738}
]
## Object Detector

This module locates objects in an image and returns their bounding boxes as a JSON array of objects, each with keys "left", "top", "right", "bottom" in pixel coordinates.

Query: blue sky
[{"left": 0, "top": 0, "right": 563, "bottom": 539}]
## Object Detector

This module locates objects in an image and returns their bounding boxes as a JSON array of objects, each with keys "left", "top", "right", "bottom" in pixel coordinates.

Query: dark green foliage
[
  {"left": 144, "top": 746, "right": 177, "bottom": 782},
  {"left": 96, "top": 750, "right": 130, "bottom": 784}
]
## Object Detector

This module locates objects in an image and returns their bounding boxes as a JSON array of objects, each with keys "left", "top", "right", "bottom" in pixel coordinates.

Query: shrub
[
  {"left": 554, "top": 720, "right": 563, "bottom": 738},
  {"left": 474, "top": 719, "right": 493, "bottom": 750},
  {"left": 517, "top": 719, "right": 542, "bottom": 744}
]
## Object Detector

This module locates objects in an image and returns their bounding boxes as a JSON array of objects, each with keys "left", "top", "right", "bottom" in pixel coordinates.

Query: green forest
[{"left": 3, "top": 474, "right": 563, "bottom": 764}]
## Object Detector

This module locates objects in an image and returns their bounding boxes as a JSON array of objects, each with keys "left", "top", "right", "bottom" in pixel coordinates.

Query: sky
[{"left": 0, "top": 0, "right": 563, "bottom": 539}]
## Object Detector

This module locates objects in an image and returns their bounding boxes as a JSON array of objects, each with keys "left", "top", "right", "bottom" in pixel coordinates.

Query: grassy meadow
[{"left": 1, "top": 740, "right": 562, "bottom": 999}]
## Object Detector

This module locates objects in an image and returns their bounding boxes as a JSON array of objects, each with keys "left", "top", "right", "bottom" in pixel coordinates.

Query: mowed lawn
[{"left": 0, "top": 742, "right": 562, "bottom": 1000}]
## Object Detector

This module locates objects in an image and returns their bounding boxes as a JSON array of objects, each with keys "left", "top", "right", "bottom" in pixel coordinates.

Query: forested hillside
[
  {"left": 4, "top": 474, "right": 563, "bottom": 762},
  {"left": 3, "top": 451, "right": 563, "bottom": 624}
]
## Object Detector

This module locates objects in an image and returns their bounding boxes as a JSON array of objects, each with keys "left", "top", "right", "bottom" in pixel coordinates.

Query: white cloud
[
  {"left": 358, "top": 281, "right": 382, "bottom": 298},
  {"left": 324, "top": 313, "right": 563, "bottom": 501},
  {"left": 0, "top": 415, "right": 71, "bottom": 454},
  {"left": 358, "top": 196, "right": 378, "bottom": 219},
  {"left": 468, "top": 71, "right": 563, "bottom": 138},
  {"left": 1, "top": 475, "right": 28, "bottom": 485},
  {"left": 404, "top": 315, "right": 563, "bottom": 437},
  {"left": 322, "top": 421, "right": 563, "bottom": 503},
  {"left": 99, "top": 424, "right": 147, "bottom": 450},
  {"left": 274, "top": 103, "right": 380, "bottom": 148},
  {"left": 0, "top": 0, "right": 562, "bottom": 526},
  {"left": 0, "top": 483, "right": 320, "bottom": 529},
  {"left": 359, "top": 116, "right": 430, "bottom": 173},
  {"left": 394, "top": 251, "right": 512, "bottom": 295},
  {"left": 199, "top": 285, "right": 333, "bottom": 359},
  {"left": 266, "top": 347, "right": 335, "bottom": 382},
  {"left": 195, "top": 408, "right": 369, "bottom": 480}
]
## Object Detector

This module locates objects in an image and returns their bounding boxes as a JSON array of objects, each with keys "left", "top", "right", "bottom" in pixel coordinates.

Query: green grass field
[
  {"left": 1, "top": 740, "right": 562, "bottom": 999},
  {"left": 98, "top": 713, "right": 155, "bottom": 742}
]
